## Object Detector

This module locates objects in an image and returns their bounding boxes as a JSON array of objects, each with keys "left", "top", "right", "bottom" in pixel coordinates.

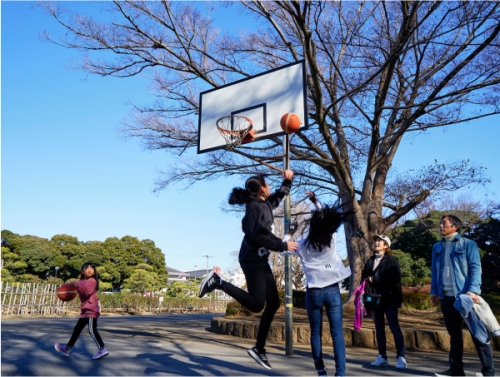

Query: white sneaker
[
  {"left": 396, "top": 356, "right": 407, "bottom": 369},
  {"left": 371, "top": 354, "right": 389, "bottom": 367}
]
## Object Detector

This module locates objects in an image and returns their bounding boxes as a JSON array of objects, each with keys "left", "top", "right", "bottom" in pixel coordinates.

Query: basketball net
[{"left": 216, "top": 115, "right": 253, "bottom": 151}]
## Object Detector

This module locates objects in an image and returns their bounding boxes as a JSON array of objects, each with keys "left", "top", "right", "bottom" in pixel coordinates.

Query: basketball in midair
[
  {"left": 57, "top": 284, "right": 77, "bottom": 302},
  {"left": 280, "top": 113, "right": 301, "bottom": 134},
  {"left": 242, "top": 128, "right": 255, "bottom": 144}
]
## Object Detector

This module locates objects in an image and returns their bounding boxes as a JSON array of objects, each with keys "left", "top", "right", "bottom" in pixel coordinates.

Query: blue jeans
[
  {"left": 374, "top": 307, "right": 405, "bottom": 359},
  {"left": 306, "top": 283, "right": 346, "bottom": 376}
]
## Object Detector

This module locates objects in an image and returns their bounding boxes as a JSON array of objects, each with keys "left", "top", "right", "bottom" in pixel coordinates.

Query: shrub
[
  {"left": 225, "top": 301, "right": 252, "bottom": 317},
  {"left": 226, "top": 301, "right": 242, "bottom": 317},
  {"left": 402, "top": 292, "right": 433, "bottom": 310}
]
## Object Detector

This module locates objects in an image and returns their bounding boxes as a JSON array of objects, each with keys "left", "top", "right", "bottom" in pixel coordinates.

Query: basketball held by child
[
  {"left": 280, "top": 113, "right": 301, "bottom": 134},
  {"left": 57, "top": 284, "right": 77, "bottom": 302}
]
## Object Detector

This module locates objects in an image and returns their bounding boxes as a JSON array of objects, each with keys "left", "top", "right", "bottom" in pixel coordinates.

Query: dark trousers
[
  {"left": 441, "top": 296, "right": 495, "bottom": 376},
  {"left": 220, "top": 263, "right": 280, "bottom": 352},
  {"left": 68, "top": 317, "right": 105, "bottom": 349},
  {"left": 374, "top": 306, "right": 406, "bottom": 359}
]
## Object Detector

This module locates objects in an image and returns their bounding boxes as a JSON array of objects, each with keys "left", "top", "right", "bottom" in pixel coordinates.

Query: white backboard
[{"left": 198, "top": 60, "right": 308, "bottom": 154}]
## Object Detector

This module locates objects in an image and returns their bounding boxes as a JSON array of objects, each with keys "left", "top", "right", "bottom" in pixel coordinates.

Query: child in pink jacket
[{"left": 54, "top": 262, "right": 109, "bottom": 360}]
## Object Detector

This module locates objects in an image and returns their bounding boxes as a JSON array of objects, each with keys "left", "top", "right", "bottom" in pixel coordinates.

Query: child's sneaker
[
  {"left": 92, "top": 347, "right": 109, "bottom": 360},
  {"left": 54, "top": 343, "right": 71, "bottom": 357}
]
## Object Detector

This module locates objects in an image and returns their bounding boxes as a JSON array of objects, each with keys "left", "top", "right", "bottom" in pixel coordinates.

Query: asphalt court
[{"left": 2, "top": 313, "right": 498, "bottom": 376}]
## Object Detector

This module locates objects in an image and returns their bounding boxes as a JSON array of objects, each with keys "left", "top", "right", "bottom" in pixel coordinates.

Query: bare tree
[{"left": 40, "top": 1, "right": 500, "bottom": 292}]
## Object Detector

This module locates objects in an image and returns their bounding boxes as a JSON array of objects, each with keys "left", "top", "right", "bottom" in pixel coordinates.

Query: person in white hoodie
[{"left": 284, "top": 192, "right": 351, "bottom": 377}]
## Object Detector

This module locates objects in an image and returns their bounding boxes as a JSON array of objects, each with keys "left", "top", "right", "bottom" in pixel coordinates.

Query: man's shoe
[
  {"left": 396, "top": 356, "right": 407, "bottom": 369},
  {"left": 92, "top": 347, "right": 109, "bottom": 360},
  {"left": 198, "top": 271, "right": 220, "bottom": 298},
  {"left": 434, "top": 370, "right": 466, "bottom": 377},
  {"left": 434, "top": 370, "right": 452, "bottom": 377},
  {"left": 371, "top": 354, "right": 389, "bottom": 367},
  {"left": 54, "top": 343, "right": 71, "bottom": 357},
  {"left": 317, "top": 368, "right": 328, "bottom": 376},
  {"left": 247, "top": 346, "right": 272, "bottom": 370}
]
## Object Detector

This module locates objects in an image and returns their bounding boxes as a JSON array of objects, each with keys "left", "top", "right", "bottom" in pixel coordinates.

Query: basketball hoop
[{"left": 216, "top": 115, "right": 253, "bottom": 151}]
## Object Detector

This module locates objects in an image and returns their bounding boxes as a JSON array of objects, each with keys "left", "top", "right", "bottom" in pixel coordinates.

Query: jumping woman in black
[{"left": 199, "top": 169, "right": 298, "bottom": 370}]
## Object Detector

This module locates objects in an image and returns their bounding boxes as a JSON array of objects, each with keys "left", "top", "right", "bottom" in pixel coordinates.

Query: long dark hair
[
  {"left": 228, "top": 174, "right": 267, "bottom": 205},
  {"left": 305, "top": 202, "right": 351, "bottom": 251},
  {"left": 80, "top": 262, "right": 99, "bottom": 290}
]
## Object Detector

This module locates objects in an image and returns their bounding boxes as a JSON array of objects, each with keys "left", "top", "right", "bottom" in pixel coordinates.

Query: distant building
[{"left": 166, "top": 266, "right": 188, "bottom": 283}]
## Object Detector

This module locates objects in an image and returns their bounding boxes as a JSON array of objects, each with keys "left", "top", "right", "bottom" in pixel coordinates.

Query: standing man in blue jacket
[{"left": 430, "top": 214, "right": 495, "bottom": 377}]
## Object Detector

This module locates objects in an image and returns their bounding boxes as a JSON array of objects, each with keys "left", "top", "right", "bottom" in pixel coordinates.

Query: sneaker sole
[
  {"left": 198, "top": 270, "right": 214, "bottom": 298},
  {"left": 247, "top": 348, "right": 272, "bottom": 370},
  {"left": 93, "top": 351, "right": 109, "bottom": 360}
]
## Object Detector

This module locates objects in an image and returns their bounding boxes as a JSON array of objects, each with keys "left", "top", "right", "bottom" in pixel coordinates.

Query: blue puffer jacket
[{"left": 430, "top": 234, "right": 482, "bottom": 299}]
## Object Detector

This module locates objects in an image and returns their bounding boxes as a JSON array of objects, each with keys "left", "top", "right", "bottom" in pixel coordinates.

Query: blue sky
[{"left": 2, "top": 2, "right": 499, "bottom": 273}]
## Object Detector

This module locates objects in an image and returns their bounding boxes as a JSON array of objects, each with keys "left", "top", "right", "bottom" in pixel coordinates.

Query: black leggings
[
  {"left": 68, "top": 317, "right": 105, "bottom": 349},
  {"left": 220, "top": 263, "right": 280, "bottom": 352}
]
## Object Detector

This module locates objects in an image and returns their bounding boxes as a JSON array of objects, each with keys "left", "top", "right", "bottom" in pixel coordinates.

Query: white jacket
[
  {"left": 474, "top": 296, "right": 500, "bottom": 337},
  {"left": 286, "top": 233, "right": 351, "bottom": 288}
]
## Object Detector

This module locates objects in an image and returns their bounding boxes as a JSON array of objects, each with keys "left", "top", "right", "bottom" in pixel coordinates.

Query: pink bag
[{"left": 353, "top": 279, "right": 367, "bottom": 330}]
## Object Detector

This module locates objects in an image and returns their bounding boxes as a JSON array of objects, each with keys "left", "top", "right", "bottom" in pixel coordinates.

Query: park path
[{"left": 2, "top": 313, "right": 497, "bottom": 376}]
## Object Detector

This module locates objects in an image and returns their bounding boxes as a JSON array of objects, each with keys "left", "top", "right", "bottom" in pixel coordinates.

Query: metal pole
[
  {"left": 283, "top": 134, "right": 293, "bottom": 356},
  {"left": 202, "top": 255, "right": 212, "bottom": 277}
]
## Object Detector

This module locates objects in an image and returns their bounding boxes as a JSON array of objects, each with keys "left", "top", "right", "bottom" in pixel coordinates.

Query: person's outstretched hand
[
  {"left": 305, "top": 191, "right": 317, "bottom": 203},
  {"left": 286, "top": 241, "right": 299, "bottom": 251},
  {"left": 283, "top": 169, "right": 294, "bottom": 181},
  {"left": 213, "top": 266, "right": 221, "bottom": 274}
]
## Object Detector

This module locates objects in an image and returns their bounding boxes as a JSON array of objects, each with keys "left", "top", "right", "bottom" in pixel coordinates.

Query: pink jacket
[
  {"left": 353, "top": 279, "right": 367, "bottom": 330},
  {"left": 75, "top": 278, "right": 100, "bottom": 318}
]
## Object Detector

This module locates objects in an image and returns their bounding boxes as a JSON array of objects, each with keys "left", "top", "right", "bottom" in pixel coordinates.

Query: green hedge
[
  {"left": 96, "top": 293, "right": 210, "bottom": 311},
  {"left": 402, "top": 292, "right": 434, "bottom": 310}
]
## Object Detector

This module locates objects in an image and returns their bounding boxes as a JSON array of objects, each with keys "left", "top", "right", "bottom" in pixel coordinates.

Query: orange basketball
[
  {"left": 280, "top": 113, "right": 301, "bottom": 133},
  {"left": 57, "top": 284, "right": 77, "bottom": 302},
  {"left": 242, "top": 128, "right": 255, "bottom": 144}
]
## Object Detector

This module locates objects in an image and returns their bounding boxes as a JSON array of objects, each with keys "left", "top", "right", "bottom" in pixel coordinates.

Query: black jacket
[
  {"left": 238, "top": 178, "right": 292, "bottom": 267},
  {"left": 362, "top": 254, "right": 403, "bottom": 309}
]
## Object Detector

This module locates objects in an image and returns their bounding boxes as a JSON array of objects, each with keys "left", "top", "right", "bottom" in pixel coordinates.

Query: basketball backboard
[{"left": 197, "top": 60, "right": 308, "bottom": 154}]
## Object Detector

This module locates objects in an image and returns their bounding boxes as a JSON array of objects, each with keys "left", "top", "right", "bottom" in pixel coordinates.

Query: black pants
[
  {"left": 374, "top": 306, "right": 405, "bottom": 358},
  {"left": 220, "top": 263, "right": 280, "bottom": 352},
  {"left": 441, "top": 296, "right": 495, "bottom": 376},
  {"left": 68, "top": 317, "right": 105, "bottom": 349}
]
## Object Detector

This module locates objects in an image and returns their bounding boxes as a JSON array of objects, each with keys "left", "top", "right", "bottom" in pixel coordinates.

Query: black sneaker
[
  {"left": 317, "top": 368, "right": 328, "bottom": 376},
  {"left": 434, "top": 371, "right": 451, "bottom": 377},
  {"left": 247, "top": 346, "right": 272, "bottom": 370},
  {"left": 198, "top": 271, "right": 220, "bottom": 298},
  {"left": 435, "top": 370, "right": 463, "bottom": 377}
]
